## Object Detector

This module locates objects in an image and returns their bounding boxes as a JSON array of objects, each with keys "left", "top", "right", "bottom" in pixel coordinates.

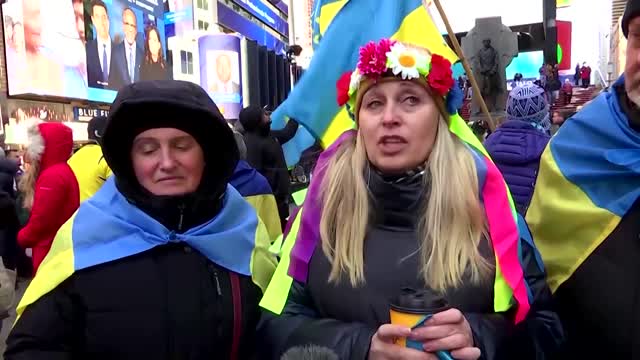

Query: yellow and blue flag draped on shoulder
[
  {"left": 17, "top": 177, "right": 277, "bottom": 320},
  {"left": 272, "top": 0, "right": 457, "bottom": 166},
  {"left": 231, "top": 160, "right": 282, "bottom": 244},
  {"left": 527, "top": 76, "right": 640, "bottom": 294}
]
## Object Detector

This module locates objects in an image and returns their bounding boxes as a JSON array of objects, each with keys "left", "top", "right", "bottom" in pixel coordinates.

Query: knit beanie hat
[
  {"left": 506, "top": 84, "right": 550, "bottom": 132},
  {"left": 623, "top": 0, "right": 640, "bottom": 38}
]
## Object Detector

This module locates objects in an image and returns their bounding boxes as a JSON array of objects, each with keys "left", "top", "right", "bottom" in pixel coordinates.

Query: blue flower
[{"left": 446, "top": 84, "right": 464, "bottom": 115}]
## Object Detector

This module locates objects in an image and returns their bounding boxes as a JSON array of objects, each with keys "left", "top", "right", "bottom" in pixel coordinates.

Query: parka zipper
[
  {"left": 212, "top": 269, "right": 222, "bottom": 296},
  {"left": 177, "top": 204, "right": 185, "bottom": 232}
]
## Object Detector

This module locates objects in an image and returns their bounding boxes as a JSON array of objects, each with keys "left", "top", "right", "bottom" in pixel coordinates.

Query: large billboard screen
[
  {"left": 2, "top": 0, "right": 169, "bottom": 103},
  {"left": 199, "top": 34, "right": 243, "bottom": 120}
]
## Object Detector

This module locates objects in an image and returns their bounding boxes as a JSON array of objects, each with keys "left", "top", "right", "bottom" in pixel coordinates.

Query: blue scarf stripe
[{"left": 71, "top": 178, "right": 258, "bottom": 275}]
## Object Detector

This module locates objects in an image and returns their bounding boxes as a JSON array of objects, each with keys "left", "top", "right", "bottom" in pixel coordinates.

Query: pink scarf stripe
[{"left": 482, "top": 156, "right": 530, "bottom": 323}]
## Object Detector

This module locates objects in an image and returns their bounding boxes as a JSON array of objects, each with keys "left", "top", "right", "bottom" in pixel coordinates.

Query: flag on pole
[{"left": 271, "top": 0, "right": 457, "bottom": 166}]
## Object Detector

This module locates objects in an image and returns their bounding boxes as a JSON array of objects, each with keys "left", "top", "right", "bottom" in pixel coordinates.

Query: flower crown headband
[{"left": 336, "top": 38, "right": 463, "bottom": 116}]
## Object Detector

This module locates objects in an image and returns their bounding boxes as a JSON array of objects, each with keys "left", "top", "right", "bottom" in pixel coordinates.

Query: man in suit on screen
[
  {"left": 85, "top": 0, "right": 115, "bottom": 88},
  {"left": 109, "top": 7, "right": 143, "bottom": 90}
]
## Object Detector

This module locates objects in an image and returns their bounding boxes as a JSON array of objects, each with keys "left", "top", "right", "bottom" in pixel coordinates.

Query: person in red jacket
[
  {"left": 17, "top": 122, "right": 79, "bottom": 274},
  {"left": 580, "top": 62, "right": 592, "bottom": 88}
]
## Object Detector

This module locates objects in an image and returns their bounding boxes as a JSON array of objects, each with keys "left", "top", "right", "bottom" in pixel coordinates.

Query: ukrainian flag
[
  {"left": 272, "top": 0, "right": 457, "bottom": 166},
  {"left": 16, "top": 177, "right": 277, "bottom": 320},
  {"left": 527, "top": 77, "right": 640, "bottom": 293},
  {"left": 231, "top": 160, "right": 283, "bottom": 245}
]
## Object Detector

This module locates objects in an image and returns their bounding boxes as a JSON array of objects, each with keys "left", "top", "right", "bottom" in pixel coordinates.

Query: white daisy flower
[
  {"left": 349, "top": 70, "right": 362, "bottom": 95},
  {"left": 386, "top": 43, "right": 429, "bottom": 80}
]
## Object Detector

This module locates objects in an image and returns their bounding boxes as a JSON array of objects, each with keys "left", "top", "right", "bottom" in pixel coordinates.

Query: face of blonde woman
[{"left": 358, "top": 80, "right": 440, "bottom": 174}]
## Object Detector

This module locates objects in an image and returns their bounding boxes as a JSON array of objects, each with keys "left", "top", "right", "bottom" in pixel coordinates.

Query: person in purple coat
[{"left": 484, "top": 84, "right": 551, "bottom": 215}]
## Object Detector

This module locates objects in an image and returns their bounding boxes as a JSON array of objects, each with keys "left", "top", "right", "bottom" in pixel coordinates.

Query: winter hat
[
  {"left": 623, "top": 0, "right": 640, "bottom": 38},
  {"left": 239, "top": 105, "right": 266, "bottom": 132},
  {"left": 102, "top": 80, "right": 238, "bottom": 204},
  {"left": 87, "top": 116, "right": 108, "bottom": 144},
  {"left": 25, "top": 122, "right": 74, "bottom": 169},
  {"left": 506, "top": 84, "right": 550, "bottom": 132}
]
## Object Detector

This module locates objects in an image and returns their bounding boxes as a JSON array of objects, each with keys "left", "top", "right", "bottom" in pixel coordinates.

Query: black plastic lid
[{"left": 390, "top": 288, "right": 450, "bottom": 315}]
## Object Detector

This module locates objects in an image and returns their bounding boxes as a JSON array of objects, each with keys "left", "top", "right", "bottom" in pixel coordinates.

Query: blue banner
[
  {"left": 217, "top": 2, "right": 286, "bottom": 55},
  {"left": 199, "top": 34, "right": 244, "bottom": 120},
  {"left": 229, "top": 0, "right": 289, "bottom": 37}
]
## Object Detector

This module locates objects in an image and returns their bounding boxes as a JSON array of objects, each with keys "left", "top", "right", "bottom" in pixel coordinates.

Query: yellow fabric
[
  {"left": 292, "top": 188, "right": 309, "bottom": 206},
  {"left": 320, "top": 107, "right": 356, "bottom": 148},
  {"left": 260, "top": 207, "right": 303, "bottom": 314},
  {"left": 244, "top": 194, "right": 283, "bottom": 245},
  {"left": 250, "top": 219, "right": 279, "bottom": 293},
  {"left": 269, "top": 234, "right": 284, "bottom": 256},
  {"left": 16, "top": 213, "right": 77, "bottom": 322},
  {"left": 68, "top": 144, "right": 112, "bottom": 203},
  {"left": 318, "top": 0, "right": 349, "bottom": 36},
  {"left": 526, "top": 147, "right": 621, "bottom": 293},
  {"left": 390, "top": 6, "right": 458, "bottom": 64}
]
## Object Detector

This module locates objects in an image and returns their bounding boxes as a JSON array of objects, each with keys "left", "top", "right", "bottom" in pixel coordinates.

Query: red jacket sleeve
[{"left": 18, "top": 170, "right": 72, "bottom": 249}]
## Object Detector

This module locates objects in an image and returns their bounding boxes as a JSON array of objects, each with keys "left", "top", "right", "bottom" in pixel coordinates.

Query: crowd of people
[{"left": 0, "top": 1, "right": 639, "bottom": 359}]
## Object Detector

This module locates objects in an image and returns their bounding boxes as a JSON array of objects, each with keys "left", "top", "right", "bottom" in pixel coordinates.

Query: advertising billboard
[
  {"left": 2, "top": 0, "right": 169, "bottom": 104},
  {"left": 199, "top": 34, "right": 243, "bottom": 120}
]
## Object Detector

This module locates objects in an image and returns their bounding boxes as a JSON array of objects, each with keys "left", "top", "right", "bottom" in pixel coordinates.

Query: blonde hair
[
  {"left": 319, "top": 113, "right": 491, "bottom": 292},
  {"left": 19, "top": 161, "right": 40, "bottom": 210}
]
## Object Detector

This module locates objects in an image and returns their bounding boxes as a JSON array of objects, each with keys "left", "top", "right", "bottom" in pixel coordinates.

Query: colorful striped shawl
[{"left": 261, "top": 114, "right": 535, "bottom": 324}]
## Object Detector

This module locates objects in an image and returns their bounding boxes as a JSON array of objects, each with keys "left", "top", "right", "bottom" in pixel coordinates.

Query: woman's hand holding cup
[
  {"left": 369, "top": 324, "right": 437, "bottom": 360},
  {"left": 410, "top": 308, "right": 481, "bottom": 360}
]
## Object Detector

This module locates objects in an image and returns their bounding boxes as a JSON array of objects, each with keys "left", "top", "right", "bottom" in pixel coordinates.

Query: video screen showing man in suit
[
  {"left": 86, "top": 0, "right": 114, "bottom": 88},
  {"left": 109, "top": 8, "right": 143, "bottom": 90},
  {"left": 210, "top": 52, "right": 240, "bottom": 95}
]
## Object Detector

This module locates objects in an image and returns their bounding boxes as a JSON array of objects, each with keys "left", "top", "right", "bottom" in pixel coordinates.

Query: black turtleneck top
[{"left": 306, "top": 167, "right": 496, "bottom": 329}]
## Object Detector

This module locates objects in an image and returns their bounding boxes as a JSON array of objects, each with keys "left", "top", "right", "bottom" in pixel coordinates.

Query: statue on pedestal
[
  {"left": 461, "top": 17, "right": 518, "bottom": 117},
  {"left": 477, "top": 39, "right": 501, "bottom": 112}
]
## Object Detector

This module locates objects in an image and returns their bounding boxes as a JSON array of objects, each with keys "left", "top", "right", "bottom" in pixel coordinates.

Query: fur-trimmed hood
[{"left": 26, "top": 122, "right": 73, "bottom": 172}]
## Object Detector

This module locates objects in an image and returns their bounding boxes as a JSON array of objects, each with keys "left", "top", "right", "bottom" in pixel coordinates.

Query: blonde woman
[{"left": 259, "top": 39, "right": 563, "bottom": 360}]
